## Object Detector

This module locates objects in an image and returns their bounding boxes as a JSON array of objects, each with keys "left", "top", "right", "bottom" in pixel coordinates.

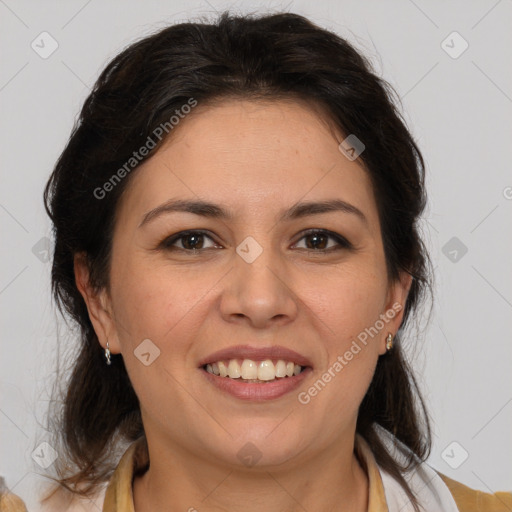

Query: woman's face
[{"left": 78, "top": 98, "right": 410, "bottom": 468}]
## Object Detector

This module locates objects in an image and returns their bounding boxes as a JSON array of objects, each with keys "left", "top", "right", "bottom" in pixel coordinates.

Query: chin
[{"left": 218, "top": 423, "right": 305, "bottom": 469}]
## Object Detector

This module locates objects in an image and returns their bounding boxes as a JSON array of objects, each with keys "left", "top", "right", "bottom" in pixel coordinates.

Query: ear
[
  {"left": 74, "top": 253, "right": 120, "bottom": 354},
  {"left": 378, "top": 271, "right": 413, "bottom": 355}
]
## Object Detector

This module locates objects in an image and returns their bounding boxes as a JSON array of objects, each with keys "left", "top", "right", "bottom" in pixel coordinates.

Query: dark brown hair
[{"left": 43, "top": 11, "right": 432, "bottom": 510}]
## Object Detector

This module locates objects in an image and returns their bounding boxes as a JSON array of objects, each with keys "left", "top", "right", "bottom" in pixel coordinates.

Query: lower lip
[{"left": 201, "top": 367, "right": 312, "bottom": 401}]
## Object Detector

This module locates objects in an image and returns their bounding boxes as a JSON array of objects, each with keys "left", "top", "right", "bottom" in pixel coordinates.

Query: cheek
[
  {"left": 294, "top": 262, "right": 386, "bottom": 411},
  {"left": 111, "top": 253, "right": 188, "bottom": 336},
  {"left": 110, "top": 267, "right": 210, "bottom": 414},
  {"left": 298, "top": 259, "right": 388, "bottom": 337},
  {"left": 109, "top": 258, "right": 223, "bottom": 368}
]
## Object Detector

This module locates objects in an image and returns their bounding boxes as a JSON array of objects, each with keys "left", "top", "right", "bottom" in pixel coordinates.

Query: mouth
[
  {"left": 198, "top": 345, "right": 312, "bottom": 401},
  {"left": 202, "top": 358, "right": 307, "bottom": 383}
]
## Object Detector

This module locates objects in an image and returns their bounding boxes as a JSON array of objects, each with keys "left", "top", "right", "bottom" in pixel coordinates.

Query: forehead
[{"left": 116, "top": 98, "right": 379, "bottom": 231}]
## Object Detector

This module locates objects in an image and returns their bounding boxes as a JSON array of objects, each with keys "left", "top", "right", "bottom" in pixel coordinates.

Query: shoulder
[
  {"left": 0, "top": 484, "right": 105, "bottom": 512},
  {"left": 438, "top": 472, "right": 512, "bottom": 512},
  {"left": 37, "top": 482, "right": 106, "bottom": 512},
  {"left": 0, "top": 438, "right": 141, "bottom": 512},
  {"left": 0, "top": 492, "right": 28, "bottom": 512}
]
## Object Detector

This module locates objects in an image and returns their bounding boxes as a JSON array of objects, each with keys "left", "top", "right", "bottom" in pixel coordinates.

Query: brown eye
[
  {"left": 161, "top": 230, "right": 220, "bottom": 251},
  {"left": 293, "top": 229, "right": 351, "bottom": 252}
]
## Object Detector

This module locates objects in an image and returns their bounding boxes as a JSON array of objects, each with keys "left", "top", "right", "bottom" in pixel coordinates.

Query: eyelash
[{"left": 159, "top": 229, "right": 352, "bottom": 253}]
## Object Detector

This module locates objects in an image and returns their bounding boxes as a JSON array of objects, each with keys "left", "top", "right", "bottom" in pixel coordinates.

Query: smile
[
  {"left": 198, "top": 345, "right": 313, "bottom": 400},
  {"left": 203, "top": 358, "right": 305, "bottom": 383}
]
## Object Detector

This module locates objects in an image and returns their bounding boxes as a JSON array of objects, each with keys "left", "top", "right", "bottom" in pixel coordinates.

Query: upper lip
[{"left": 199, "top": 345, "right": 313, "bottom": 368}]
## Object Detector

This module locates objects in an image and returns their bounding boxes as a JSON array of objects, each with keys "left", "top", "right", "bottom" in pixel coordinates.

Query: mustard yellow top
[{"left": 1, "top": 435, "right": 511, "bottom": 511}]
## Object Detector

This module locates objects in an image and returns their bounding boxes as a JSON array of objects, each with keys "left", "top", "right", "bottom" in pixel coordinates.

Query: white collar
[{"left": 375, "top": 427, "right": 460, "bottom": 512}]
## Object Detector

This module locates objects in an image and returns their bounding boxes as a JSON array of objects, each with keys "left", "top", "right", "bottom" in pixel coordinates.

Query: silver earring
[
  {"left": 105, "top": 340, "right": 112, "bottom": 365},
  {"left": 385, "top": 333, "right": 394, "bottom": 352}
]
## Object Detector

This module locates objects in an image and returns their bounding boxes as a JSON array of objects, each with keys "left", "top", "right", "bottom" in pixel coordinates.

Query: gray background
[{"left": 1, "top": 0, "right": 511, "bottom": 509}]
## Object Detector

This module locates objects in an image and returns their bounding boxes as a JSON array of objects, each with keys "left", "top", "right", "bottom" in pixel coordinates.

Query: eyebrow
[{"left": 139, "top": 198, "right": 368, "bottom": 227}]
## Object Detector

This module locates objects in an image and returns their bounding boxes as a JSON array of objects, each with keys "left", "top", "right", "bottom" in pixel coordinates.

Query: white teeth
[
  {"left": 241, "top": 359, "right": 258, "bottom": 379},
  {"left": 258, "top": 360, "right": 275, "bottom": 381},
  {"left": 275, "top": 360, "right": 287, "bottom": 378},
  {"left": 228, "top": 360, "right": 241, "bottom": 378},
  {"left": 204, "top": 358, "right": 305, "bottom": 381},
  {"left": 218, "top": 361, "right": 228, "bottom": 377}
]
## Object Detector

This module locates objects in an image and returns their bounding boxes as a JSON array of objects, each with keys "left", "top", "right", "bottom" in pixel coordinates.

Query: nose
[{"left": 219, "top": 247, "right": 299, "bottom": 329}]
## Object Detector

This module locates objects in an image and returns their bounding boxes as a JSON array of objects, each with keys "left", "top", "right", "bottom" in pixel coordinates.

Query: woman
[{"left": 1, "top": 10, "right": 510, "bottom": 512}]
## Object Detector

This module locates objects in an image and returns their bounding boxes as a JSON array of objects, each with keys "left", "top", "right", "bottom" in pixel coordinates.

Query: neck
[{"left": 133, "top": 435, "right": 369, "bottom": 512}]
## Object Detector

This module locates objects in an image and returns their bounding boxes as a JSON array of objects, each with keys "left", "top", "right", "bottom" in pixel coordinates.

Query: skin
[{"left": 75, "top": 98, "right": 411, "bottom": 512}]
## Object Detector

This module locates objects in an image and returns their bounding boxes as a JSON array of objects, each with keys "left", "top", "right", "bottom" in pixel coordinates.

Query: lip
[
  {"left": 201, "top": 366, "right": 312, "bottom": 401},
  {"left": 198, "top": 344, "right": 313, "bottom": 368}
]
